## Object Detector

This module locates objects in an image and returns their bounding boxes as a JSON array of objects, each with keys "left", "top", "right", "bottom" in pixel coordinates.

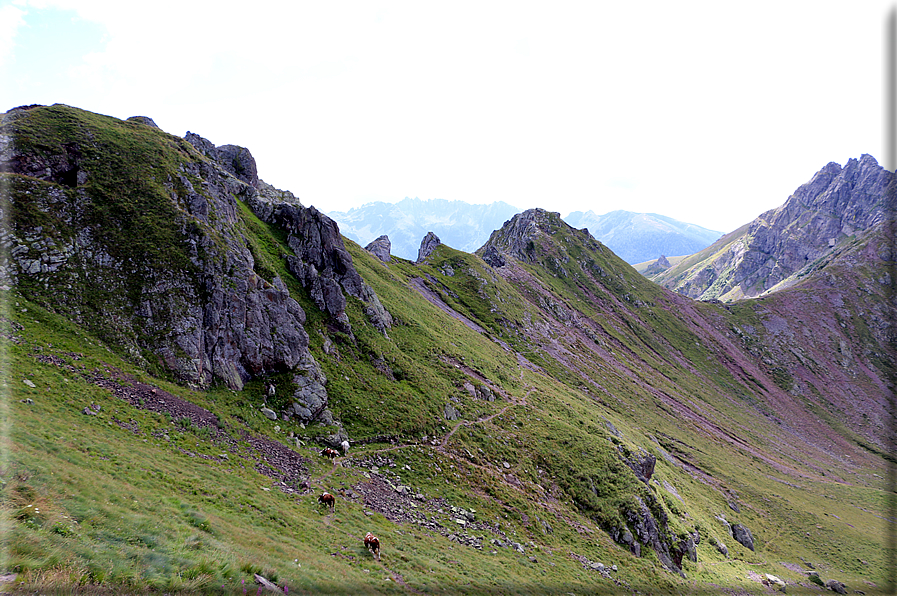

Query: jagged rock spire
[{"left": 416, "top": 231, "right": 441, "bottom": 263}]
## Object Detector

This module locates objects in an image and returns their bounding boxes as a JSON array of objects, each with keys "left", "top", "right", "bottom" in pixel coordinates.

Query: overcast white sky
[{"left": 1, "top": 1, "right": 892, "bottom": 233}]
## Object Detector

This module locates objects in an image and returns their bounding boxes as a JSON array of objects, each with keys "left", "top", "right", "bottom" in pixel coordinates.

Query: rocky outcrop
[
  {"left": 478, "top": 209, "right": 550, "bottom": 263},
  {"left": 126, "top": 116, "right": 160, "bottom": 129},
  {"left": 641, "top": 255, "right": 672, "bottom": 276},
  {"left": 416, "top": 232, "right": 441, "bottom": 263},
  {"left": 618, "top": 446, "right": 656, "bottom": 484},
  {"left": 245, "top": 192, "right": 393, "bottom": 336},
  {"left": 184, "top": 134, "right": 259, "bottom": 189},
  {"left": 0, "top": 105, "right": 392, "bottom": 427},
  {"left": 610, "top": 494, "right": 688, "bottom": 576},
  {"left": 217, "top": 144, "right": 259, "bottom": 188},
  {"left": 328, "top": 197, "right": 521, "bottom": 261},
  {"left": 365, "top": 235, "right": 392, "bottom": 263},
  {"left": 653, "top": 154, "right": 896, "bottom": 300},
  {"left": 481, "top": 244, "right": 506, "bottom": 268},
  {"left": 2, "top": 106, "right": 317, "bottom": 394}
]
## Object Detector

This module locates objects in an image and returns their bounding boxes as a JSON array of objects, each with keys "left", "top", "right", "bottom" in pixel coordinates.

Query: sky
[{"left": 0, "top": 0, "right": 893, "bottom": 234}]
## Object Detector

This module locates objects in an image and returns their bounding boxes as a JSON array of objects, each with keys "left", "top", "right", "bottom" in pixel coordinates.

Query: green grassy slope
[{"left": 0, "top": 105, "right": 892, "bottom": 595}]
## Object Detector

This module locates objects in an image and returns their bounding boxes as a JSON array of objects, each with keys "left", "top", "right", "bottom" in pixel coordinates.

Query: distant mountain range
[
  {"left": 329, "top": 200, "right": 722, "bottom": 264},
  {"left": 327, "top": 198, "right": 521, "bottom": 261}
]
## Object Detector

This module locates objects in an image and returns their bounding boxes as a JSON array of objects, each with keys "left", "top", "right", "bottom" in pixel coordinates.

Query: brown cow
[
  {"left": 318, "top": 492, "right": 335, "bottom": 511},
  {"left": 364, "top": 532, "right": 381, "bottom": 561},
  {"left": 321, "top": 447, "right": 339, "bottom": 459}
]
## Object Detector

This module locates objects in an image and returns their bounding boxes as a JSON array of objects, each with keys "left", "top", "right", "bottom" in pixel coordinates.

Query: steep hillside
[
  {"left": 0, "top": 105, "right": 892, "bottom": 595},
  {"left": 649, "top": 155, "right": 894, "bottom": 301},
  {"left": 328, "top": 198, "right": 521, "bottom": 261},
  {"left": 563, "top": 210, "right": 722, "bottom": 265}
]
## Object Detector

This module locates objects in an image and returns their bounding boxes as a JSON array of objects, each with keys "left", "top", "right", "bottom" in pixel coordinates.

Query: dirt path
[{"left": 438, "top": 382, "right": 534, "bottom": 449}]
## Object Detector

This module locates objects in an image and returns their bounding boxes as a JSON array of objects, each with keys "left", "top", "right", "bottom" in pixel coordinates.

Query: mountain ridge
[
  {"left": 329, "top": 199, "right": 722, "bottom": 265},
  {"left": 648, "top": 154, "right": 894, "bottom": 301}
]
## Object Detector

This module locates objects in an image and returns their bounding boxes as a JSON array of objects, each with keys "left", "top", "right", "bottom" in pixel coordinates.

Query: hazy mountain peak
[{"left": 563, "top": 210, "right": 722, "bottom": 264}]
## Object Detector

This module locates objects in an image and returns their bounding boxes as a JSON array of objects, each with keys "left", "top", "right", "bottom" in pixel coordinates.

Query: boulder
[
  {"left": 763, "top": 574, "right": 786, "bottom": 591},
  {"left": 444, "top": 403, "right": 461, "bottom": 421},
  {"left": 825, "top": 579, "right": 848, "bottom": 594},
  {"left": 475, "top": 385, "right": 495, "bottom": 401},
  {"left": 731, "top": 523, "right": 755, "bottom": 551}
]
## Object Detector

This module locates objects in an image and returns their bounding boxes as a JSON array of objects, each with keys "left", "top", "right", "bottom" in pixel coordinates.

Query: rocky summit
[
  {"left": 649, "top": 154, "right": 895, "bottom": 301},
  {"left": 0, "top": 104, "right": 892, "bottom": 595}
]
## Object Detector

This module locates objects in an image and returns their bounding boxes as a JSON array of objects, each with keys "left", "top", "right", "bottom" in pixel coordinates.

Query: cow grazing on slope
[
  {"left": 318, "top": 492, "right": 335, "bottom": 511},
  {"left": 321, "top": 447, "right": 340, "bottom": 459},
  {"left": 364, "top": 532, "right": 381, "bottom": 561}
]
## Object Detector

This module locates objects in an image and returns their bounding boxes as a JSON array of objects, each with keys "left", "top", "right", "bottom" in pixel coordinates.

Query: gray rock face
[
  {"left": 479, "top": 209, "right": 549, "bottom": 263},
  {"left": 658, "top": 154, "right": 895, "bottom": 300},
  {"left": 216, "top": 144, "right": 259, "bottom": 188},
  {"left": 416, "top": 232, "right": 441, "bottom": 263},
  {"left": 619, "top": 495, "right": 683, "bottom": 574},
  {"left": 1, "top": 108, "right": 341, "bottom": 427},
  {"left": 185, "top": 131, "right": 218, "bottom": 159},
  {"left": 365, "top": 235, "right": 392, "bottom": 263},
  {"left": 481, "top": 245, "right": 506, "bottom": 268},
  {"left": 244, "top": 195, "right": 393, "bottom": 336},
  {"left": 3, "top": 112, "right": 318, "bottom": 394},
  {"left": 185, "top": 134, "right": 259, "bottom": 189},
  {"left": 731, "top": 523, "right": 754, "bottom": 551}
]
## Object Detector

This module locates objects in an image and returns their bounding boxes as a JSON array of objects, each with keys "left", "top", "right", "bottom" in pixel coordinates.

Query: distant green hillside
[{"left": 0, "top": 104, "right": 892, "bottom": 595}]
